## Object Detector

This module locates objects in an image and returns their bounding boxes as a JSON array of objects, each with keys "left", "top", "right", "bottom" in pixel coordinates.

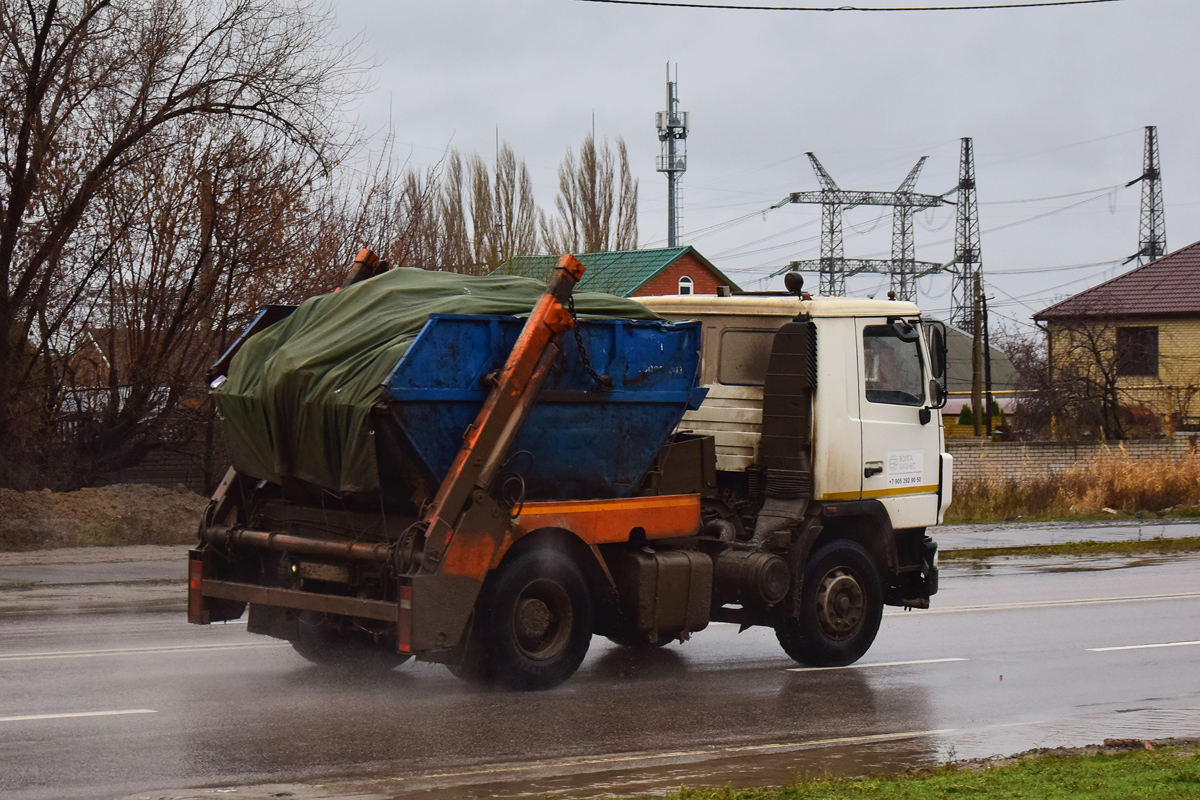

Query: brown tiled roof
[{"left": 1035, "top": 240, "right": 1200, "bottom": 321}]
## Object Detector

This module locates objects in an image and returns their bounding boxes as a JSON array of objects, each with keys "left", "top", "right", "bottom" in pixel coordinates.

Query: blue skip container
[{"left": 382, "top": 314, "right": 704, "bottom": 501}]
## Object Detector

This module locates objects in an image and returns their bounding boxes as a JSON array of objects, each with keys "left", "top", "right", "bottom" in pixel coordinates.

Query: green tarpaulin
[{"left": 215, "top": 267, "right": 658, "bottom": 493}]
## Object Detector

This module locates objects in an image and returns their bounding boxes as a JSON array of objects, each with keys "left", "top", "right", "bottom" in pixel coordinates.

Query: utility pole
[
  {"left": 1126, "top": 125, "right": 1166, "bottom": 265},
  {"left": 656, "top": 64, "right": 688, "bottom": 248},
  {"left": 772, "top": 153, "right": 947, "bottom": 299},
  {"left": 972, "top": 272, "right": 984, "bottom": 438},
  {"left": 983, "top": 292, "right": 994, "bottom": 437}
]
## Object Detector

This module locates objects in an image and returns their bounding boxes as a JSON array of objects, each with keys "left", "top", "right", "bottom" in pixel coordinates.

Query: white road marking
[
  {"left": 788, "top": 657, "right": 967, "bottom": 672},
  {"left": 890, "top": 591, "right": 1200, "bottom": 616},
  {"left": 1088, "top": 640, "right": 1200, "bottom": 652},
  {"left": 5, "top": 618, "right": 248, "bottom": 637},
  {"left": 0, "top": 641, "right": 288, "bottom": 662},
  {"left": 0, "top": 709, "right": 156, "bottom": 723}
]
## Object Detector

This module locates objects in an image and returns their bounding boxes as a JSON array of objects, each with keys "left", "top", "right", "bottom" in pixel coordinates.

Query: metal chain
[{"left": 567, "top": 295, "right": 614, "bottom": 390}]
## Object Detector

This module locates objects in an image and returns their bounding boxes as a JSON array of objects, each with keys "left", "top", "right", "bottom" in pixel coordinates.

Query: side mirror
[
  {"left": 928, "top": 379, "right": 947, "bottom": 409},
  {"left": 891, "top": 319, "right": 919, "bottom": 343},
  {"left": 929, "top": 326, "right": 946, "bottom": 378}
]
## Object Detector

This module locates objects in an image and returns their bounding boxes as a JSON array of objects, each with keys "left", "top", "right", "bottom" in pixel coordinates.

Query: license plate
[{"left": 297, "top": 562, "right": 351, "bottom": 584}]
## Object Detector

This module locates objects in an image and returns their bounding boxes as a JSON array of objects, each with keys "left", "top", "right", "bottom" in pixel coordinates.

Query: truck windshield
[{"left": 863, "top": 325, "right": 924, "bottom": 406}]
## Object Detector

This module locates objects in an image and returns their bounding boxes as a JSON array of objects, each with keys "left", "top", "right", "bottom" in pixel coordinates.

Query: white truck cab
[{"left": 640, "top": 292, "right": 953, "bottom": 530}]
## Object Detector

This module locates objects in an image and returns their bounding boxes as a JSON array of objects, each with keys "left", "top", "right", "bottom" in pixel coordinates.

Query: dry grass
[{"left": 946, "top": 452, "right": 1200, "bottom": 524}]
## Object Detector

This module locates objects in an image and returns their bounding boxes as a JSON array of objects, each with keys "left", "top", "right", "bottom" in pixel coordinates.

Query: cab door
[{"left": 856, "top": 318, "right": 941, "bottom": 528}]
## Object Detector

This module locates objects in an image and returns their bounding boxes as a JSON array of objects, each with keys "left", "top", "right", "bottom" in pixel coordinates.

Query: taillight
[
  {"left": 188, "top": 551, "right": 208, "bottom": 625},
  {"left": 397, "top": 583, "right": 413, "bottom": 653}
]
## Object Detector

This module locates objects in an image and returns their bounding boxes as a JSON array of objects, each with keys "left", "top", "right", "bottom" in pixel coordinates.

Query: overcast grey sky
[{"left": 332, "top": 0, "right": 1197, "bottom": 331}]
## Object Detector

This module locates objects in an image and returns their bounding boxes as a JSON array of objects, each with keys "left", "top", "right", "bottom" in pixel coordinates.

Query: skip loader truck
[{"left": 189, "top": 250, "right": 951, "bottom": 690}]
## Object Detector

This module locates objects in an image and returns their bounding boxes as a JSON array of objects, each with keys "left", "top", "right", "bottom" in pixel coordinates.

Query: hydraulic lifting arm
[
  {"left": 416, "top": 253, "right": 586, "bottom": 569},
  {"left": 404, "top": 254, "right": 586, "bottom": 652}
]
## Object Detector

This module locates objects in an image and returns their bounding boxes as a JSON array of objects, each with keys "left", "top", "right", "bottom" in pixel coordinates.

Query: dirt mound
[{"left": 0, "top": 484, "right": 208, "bottom": 551}]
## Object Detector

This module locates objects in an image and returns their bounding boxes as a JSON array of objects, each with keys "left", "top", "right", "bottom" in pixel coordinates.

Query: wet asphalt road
[{"left": 1, "top": 550, "right": 1199, "bottom": 800}]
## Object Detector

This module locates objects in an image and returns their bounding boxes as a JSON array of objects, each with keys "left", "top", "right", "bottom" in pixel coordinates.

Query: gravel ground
[{"left": 0, "top": 544, "right": 190, "bottom": 616}]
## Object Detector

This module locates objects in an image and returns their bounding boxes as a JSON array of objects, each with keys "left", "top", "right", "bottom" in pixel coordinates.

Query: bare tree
[
  {"left": 1043, "top": 320, "right": 1127, "bottom": 440},
  {"left": 541, "top": 133, "right": 638, "bottom": 254},
  {"left": 489, "top": 143, "right": 539, "bottom": 268},
  {"left": 468, "top": 154, "right": 495, "bottom": 272},
  {"left": 992, "top": 322, "right": 1054, "bottom": 436},
  {"left": 369, "top": 141, "right": 540, "bottom": 276},
  {"left": 438, "top": 151, "right": 473, "bottom": 272},
  {"left": 0, "top": 0, "right": 361, "bottom": 487}
]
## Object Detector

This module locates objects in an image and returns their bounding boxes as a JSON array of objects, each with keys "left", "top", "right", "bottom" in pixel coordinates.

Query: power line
[
  {"left": 988, "top": 258, "right": 1123, "bottom": 275},
  {"left": 572, "top": 0, "right": 1122, "bottom": 10},
  {"left": 982, "top": 183, "right": 1125, "bottom": 205},
  {"left": 976, "top": 128, "right": 1141, "bottom": 170},
  {"left": 719, "top": 231, "right": 823, "bottom": 263},
  {"left": 711, "top": 219, "right": 819, "bottom": 259}
]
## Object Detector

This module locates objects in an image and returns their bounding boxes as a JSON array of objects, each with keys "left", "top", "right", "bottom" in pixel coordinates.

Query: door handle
[{"left": 864, "top": 461, "right": 883, "bottom": 478}]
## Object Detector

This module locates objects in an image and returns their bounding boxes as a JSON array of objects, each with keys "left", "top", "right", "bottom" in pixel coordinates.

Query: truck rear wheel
[
  {"left": 775, "top": 540, "right": 883, "bottom": 667},
  {"left": 452, "top": 547, "right": 593, "bottom": 691},
  {"left": 292, "top": 614, "right": 411, "bottom": 672}
]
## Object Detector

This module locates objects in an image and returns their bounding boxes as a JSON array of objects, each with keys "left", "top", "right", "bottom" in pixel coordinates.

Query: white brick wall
[{"left": 947, "top": 434, "right": 1200, "bottom": 483}]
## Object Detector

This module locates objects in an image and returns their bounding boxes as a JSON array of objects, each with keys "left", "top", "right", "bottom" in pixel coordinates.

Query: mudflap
[{"left": 411, "top": 491, "right": 513, "bottom": 654}]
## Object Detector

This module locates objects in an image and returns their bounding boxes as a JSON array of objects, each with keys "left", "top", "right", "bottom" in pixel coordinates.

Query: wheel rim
[
  {"left": 814, "top": 567, "right": 865, "bottom": 641},
  {"left": 511, "top": 578, "right": 574, "bottom": 661}
]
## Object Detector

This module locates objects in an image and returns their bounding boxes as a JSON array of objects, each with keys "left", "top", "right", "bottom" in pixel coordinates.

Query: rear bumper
[{"left": 188, "top": 548, "right": 408, "bottom": 645}]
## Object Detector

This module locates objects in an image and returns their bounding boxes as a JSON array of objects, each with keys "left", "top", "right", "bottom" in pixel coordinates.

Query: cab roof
[{"left": 637, "top": 294, "right": 921, "bottom": 318}]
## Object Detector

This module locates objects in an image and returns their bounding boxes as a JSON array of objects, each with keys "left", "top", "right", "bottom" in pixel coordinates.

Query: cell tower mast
[
  {"left": 656, "top": 64, "right": 688, "bottom": 247},
  {"left": 950, "top": 137, "right": 981, "bottom": 331},
  {"left": 1127, "top": 125, "right": 1166, "bottom": 265}
]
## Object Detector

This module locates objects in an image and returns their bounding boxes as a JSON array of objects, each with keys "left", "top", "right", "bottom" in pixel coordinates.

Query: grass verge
[
  {"left": 941, "top": 535, "right": 1200, "bottom": 561},
  {"left": 661, "top": 746, "right": 1200, "bottom": 800}
]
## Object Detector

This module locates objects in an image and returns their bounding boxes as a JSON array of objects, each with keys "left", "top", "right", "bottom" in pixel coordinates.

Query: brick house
[
  {"left": 1034, "top": 239, "right": 1200, "bottom": 433},
  {"left": 494, "top": 246, "right": 740, "bottom": 297}
]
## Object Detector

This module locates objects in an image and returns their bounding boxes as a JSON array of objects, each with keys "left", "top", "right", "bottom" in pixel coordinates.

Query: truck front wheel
[
  {"left": 454, "top": 547, "right": 593, "bottom": 691},
  {"left": 775, "top": 540, "right": 883, "bottom": 667}
]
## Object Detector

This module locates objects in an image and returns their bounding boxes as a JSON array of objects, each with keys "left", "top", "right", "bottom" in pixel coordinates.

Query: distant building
[
  {"left": 938, "top": 324, "right": 1019, "bottom": 436},
  {"left": 495, "top": 246, "right": 740, "bottom": 297},
  {"left": 1035, "top": 239, "right": 1200, "bottom": 433}
]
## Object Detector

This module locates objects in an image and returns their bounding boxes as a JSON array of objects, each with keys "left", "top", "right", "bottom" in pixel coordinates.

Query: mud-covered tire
[
  {"left": 775, "top": 539, "right": 883, "bottom": 667},
  {"left": 292, "top": 617, "right": 410, "bottom": 671},
  {"left": 454, "top": 547, "right": 592, "bottom": 691}
]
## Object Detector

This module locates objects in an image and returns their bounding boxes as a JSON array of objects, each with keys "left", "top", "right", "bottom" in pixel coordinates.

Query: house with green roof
[{"left": 494, "top": 246, "right": 741, "bottom": 297}]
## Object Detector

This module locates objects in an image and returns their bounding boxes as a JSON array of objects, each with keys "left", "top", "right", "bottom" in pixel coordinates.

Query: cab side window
[{"left": 863, "top": 325, "right": 924, "bottom": 406}]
